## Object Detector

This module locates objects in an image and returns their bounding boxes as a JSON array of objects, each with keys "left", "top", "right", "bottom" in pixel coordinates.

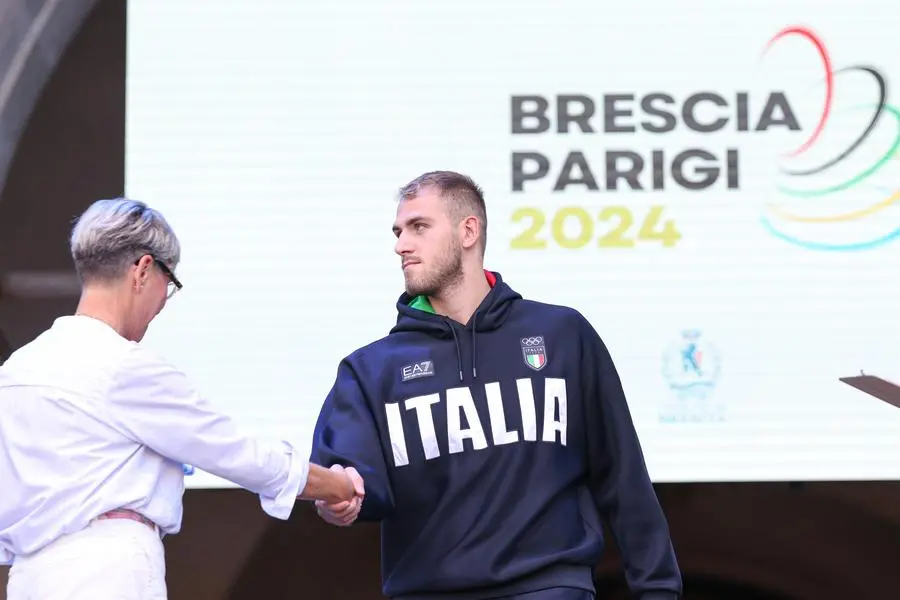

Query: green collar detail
[{"left": 408, "top": 295, "right": 435, "bottom": 314}]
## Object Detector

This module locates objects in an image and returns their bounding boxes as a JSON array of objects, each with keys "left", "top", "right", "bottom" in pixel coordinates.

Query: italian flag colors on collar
[{"left": 409, "top": 270, "right": 496, "bottom": 314}]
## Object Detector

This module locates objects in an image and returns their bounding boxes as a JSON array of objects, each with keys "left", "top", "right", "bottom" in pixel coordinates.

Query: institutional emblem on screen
[{"left": 660, "top": 330, "right": 723, "bottom": 424}]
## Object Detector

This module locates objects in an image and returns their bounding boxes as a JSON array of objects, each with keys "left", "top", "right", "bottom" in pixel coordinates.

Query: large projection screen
[{"left": 126, "top": 0, "right": 900, "bottom": 488}]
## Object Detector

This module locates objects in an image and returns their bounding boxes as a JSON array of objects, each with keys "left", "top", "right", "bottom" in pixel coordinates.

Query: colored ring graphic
[
  {"left": 759, "top": 216, "right": 900, "bottom": 251},
  {"left": 779, "top": 66, "right": 886, "bottom": 177},
  {"left": 763, "top": 26, "right": 833, "bottom": 157},
  {"left": 761, "top": 26, "right": 900, "bottom": 251},
  {"left": 777, "top": 104, "right": 900, "bottom": 197},
  {"left": 768, "top": 189, "right": 900, "bottom": 223}
]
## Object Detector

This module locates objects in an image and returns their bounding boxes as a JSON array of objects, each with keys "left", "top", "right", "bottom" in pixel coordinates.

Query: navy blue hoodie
[{"left": 310, "top": 272, "right": 681, "bottom": 600}]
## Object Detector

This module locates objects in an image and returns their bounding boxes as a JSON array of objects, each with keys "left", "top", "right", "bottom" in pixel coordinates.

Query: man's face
[{"left": 393, "top": 189, "right": 463, "bottom": 297}]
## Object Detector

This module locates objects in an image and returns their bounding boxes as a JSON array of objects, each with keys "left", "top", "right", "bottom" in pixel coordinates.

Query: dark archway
[
  {"left": 0, "top": 0, "right": 100, "bottom": 201},
  {"left": 0, "top": 0, "right": 123, "bottom": 352}
]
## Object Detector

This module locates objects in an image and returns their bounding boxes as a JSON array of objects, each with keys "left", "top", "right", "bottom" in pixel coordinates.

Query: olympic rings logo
[{"left": 521, "top": 336, "right": 544, "bottom": 346}]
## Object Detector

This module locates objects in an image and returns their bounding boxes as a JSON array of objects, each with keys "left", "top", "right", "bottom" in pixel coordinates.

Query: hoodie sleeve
[
  {"left": 577, "top": 314, "right": 683, "bottom": 600},
  {"left": 310, "top": 358, "right": 395, "bottom": 521}
]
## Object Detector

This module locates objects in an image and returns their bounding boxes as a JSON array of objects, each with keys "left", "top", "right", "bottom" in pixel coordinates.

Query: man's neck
[
  {"left": 75, "top": 288, "right": 130, "bottom": 340},
  {"left": 429, "top": 269, "right": 492, "bottom": 326}
]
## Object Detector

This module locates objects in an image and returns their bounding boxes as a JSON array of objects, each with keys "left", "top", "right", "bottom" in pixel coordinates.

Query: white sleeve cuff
[
  {"left": 258, "top": 441, "right": 309, "bottom": 520},
  {"left": 0, "top": 546, "right": 13, "bottom": 566}
]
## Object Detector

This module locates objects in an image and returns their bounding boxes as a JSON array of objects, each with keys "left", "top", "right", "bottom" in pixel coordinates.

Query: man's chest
[{"left": 373, "top": 333, "right": 584, "bottom": 468}]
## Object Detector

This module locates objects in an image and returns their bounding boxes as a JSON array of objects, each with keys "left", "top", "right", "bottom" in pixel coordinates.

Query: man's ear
[
  {"left": 460, "top": 215, "right": 481, "bottom": 251},
  {"left": 133, "top": 255, "right": 153, "bottom": 291}
]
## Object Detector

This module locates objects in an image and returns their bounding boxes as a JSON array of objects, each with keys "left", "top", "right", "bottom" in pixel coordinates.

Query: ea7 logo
[
  {"left": 402, "top": 360, "right": 435, "bottom": 382},
  {"left": 521, "top": 336, "right": 547, "bottom": 371}
]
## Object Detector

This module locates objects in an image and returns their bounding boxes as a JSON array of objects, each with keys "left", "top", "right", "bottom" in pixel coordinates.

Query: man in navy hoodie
[{"left": 310, "top": 171, "right": 682, "bottom": 600}]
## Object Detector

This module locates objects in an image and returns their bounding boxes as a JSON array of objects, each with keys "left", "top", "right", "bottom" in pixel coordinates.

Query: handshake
[{"left": 318, "top": 464, "right": 365, "bottom": 526}]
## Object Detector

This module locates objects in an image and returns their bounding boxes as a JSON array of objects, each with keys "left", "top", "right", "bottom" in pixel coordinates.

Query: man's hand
[
  {"left": 316, "top": 464, "right": 364, "bottom": 527},
  {"left": 299, "top": 462, "right": 363, "bottom": 505}
]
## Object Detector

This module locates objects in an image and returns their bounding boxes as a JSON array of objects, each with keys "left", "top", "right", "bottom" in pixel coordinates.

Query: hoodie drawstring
[
  {"left": 445, "top": 315, "right": 480, "bottom": 382},
  {"left": 445, "top": 319, "right": 464, "bottom": 382},
  {"left": 471, "top": 328, "right": 477, "bottom": 379},
  {"left": 470, "top": 307, "right": 480, "bottom": 380}
]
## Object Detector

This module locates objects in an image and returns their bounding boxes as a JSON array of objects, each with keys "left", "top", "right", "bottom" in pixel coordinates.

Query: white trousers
[{"left": 6, "top": 519, "right": 167, "bottom": 600}]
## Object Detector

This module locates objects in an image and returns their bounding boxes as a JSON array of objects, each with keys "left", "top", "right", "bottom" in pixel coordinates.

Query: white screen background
[{"left": 126, "top": 0, "right": 900, "bottom": 487}]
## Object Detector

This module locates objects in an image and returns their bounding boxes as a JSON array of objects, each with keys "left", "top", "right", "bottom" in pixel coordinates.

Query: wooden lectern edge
[{"left": 839, "top": 373, "right": 900, "bottom": 410}]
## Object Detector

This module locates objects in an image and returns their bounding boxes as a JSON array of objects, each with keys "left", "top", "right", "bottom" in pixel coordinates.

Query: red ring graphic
[{"left": 764, "top": 26, "right": 834, "bottom": 157}]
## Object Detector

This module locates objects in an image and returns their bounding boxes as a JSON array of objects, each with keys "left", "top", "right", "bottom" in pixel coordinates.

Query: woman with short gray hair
[{"left": 0, "top": 198, "right": 363, "bottom": 599}]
